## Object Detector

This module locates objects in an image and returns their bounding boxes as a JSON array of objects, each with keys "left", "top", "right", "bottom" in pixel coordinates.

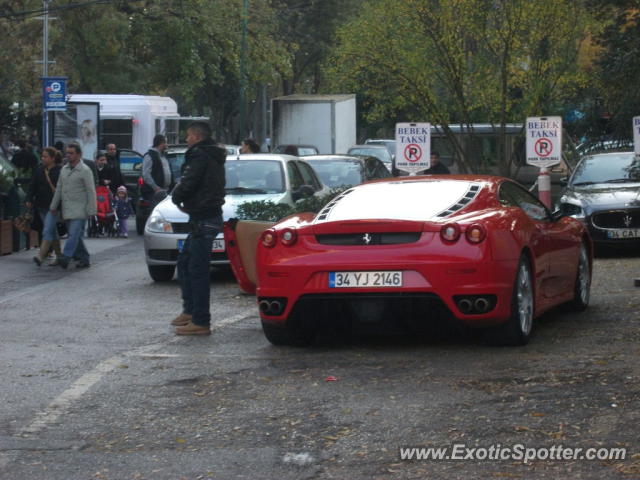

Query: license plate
[
  {"left": 177, "top": 239, "right": 225, "bottom": 252},
  {"left": 329, "top": 271, "right": 403, "bottom": 288},
  {"left": 606, "top": 229, "right": 640, "bottom": 239}
]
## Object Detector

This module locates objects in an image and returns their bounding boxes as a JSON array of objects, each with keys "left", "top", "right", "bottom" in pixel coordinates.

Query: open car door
[{"left": 224, "top": 219, "right": 276, "bottom": 294}]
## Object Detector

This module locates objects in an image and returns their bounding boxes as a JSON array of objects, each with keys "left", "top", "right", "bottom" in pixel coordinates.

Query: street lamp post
[{"left": 42, "top": 0, "right": 51, "bottom": 147}]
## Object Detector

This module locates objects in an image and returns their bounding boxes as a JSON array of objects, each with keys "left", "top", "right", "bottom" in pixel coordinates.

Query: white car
[{"left": 143, "top": 154, "right": 329, "bottom": 281}]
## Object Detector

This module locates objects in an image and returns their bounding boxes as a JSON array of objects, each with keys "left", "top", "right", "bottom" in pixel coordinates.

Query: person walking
[
  {"left": 170, "top": 122, "right": 226, "bottom": 336},
  {"left": 141, "top": 134, "right": 172, "bottom": 207},
  {"left": 50, "top": 143, "right": 97, "bottom": 269},
  {"left": 26, "top": 147, "right": 63, "bottom": 266}
]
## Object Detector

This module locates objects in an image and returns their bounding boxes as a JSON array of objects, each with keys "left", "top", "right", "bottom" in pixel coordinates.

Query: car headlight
[
  {"left": 560, "top": 202, "right": 585, "bottom": 219},
  {"left": 146, "top": 211, "right": 173, "bottom": 233}
]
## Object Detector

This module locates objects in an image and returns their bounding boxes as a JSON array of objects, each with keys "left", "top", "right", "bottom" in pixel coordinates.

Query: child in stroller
[{"left": 89, "top": 185, "right": 118, "bottom": 237}]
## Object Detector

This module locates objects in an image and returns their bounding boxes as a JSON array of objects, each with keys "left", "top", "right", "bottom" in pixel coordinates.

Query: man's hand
[
  {"left": 50, "top": 209, "right": 57, "bottom": 215},
  {"left": 25, "top": 202, "right": 32, "bottom": 209}
]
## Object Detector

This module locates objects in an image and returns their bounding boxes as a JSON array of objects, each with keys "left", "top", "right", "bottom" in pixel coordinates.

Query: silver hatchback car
[{"left": 143, "top": 154, "right": 329, "bottom": 281}]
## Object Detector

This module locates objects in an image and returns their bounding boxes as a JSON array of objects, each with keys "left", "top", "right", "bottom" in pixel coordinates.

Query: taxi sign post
[
  {"left": 526, "top": 116, "right": 562, "bottom": 209},
  {"left": 633, "top": 116, "right": 640, "bottom": 157},
  {"left": 395, "top": 122, "right": 431, "bottom": 176}
]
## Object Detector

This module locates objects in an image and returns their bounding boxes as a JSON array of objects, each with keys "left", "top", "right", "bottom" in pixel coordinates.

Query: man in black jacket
[{"left": 170, "top": 122, "right": 226, "bottom": 335}]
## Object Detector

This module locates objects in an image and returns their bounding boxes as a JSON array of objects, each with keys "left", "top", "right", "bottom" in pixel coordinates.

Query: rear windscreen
[{"left": 314, "top": 180, "right": 482, "bottom": 223}]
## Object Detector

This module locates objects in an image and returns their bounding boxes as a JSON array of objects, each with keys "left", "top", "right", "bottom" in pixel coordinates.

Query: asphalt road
[{"left": 0, "top": 230, "right": 639, "bottom": 479}]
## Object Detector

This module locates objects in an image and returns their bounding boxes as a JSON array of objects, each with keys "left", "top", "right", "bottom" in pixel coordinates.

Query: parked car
[
  {"left": 272, "top": 144, "right": 319, "bottom": 156},
  {"left": 576, "top": 139, "right": 633, "bottom": 156},
  {"left": 304, "top": 155, "right": 391, "bottom": 188},
  {"left": 143, "top": 154, "right": 329, "bottom": 281},
  {"left": 225, "top": 175, "right": 592, "bottom": 346},
  {"left": 135, "top": 144, "right": 242, "bottom": 234},
  {"left": 364, "top": 138, "right": 396, "bottom": 157},
  {"left": 347, "top": 145, "right": 394, "bottom": 172},
  {"left": 558, "top": 151, "right": 640, "bottom": 248}
]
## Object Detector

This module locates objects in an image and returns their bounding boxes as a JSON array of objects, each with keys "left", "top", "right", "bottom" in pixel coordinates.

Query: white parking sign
[
  {"left": 526, "top": 116, "right": 562, "bottom": 168},
  {"left": 633, "top": 116, "right": 640, "bottom": 156},
  {"left": 395, "top": 123, "right": 431, "bottom": 175}
]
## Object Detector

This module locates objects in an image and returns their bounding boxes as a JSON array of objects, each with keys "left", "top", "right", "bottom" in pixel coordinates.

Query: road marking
[{"left": 2, "top": 307, "right": 257, "bottom": 469}]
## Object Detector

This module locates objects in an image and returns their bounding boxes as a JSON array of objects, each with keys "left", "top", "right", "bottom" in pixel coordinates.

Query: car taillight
[
  {"left": 440, "top": 223, "right": 461, "bottom": 243},
  {"left": 280, "top": 228, "right": 297, "bottom": 246},
  {"left": 138, "top": 177, "right": 144, "bottom": 186},
  {"left": 465, "top": 224, "right": 486, "bottom": 244},
  {"left": 261, "top": 229, "right": 277, "bottom": 248}
]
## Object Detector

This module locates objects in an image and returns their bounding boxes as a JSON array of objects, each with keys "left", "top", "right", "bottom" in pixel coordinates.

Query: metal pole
[
  {"left": 42, "top": 0, "right": 50, "bottom": 147},
  {"left": 239, "top": 0, "right": 248, "bottom": 140},
  {"left": 260, "top": 83, "right": 267, "bottom": 151}
]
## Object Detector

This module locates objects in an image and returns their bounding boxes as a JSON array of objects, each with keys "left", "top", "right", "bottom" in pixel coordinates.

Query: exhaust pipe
[
  {"left": 259, "top": 300, "right": 272, "bottom": 314},
  {"left": 474, "top": 297, "right": 490, "bottom": 313},
  {"left": 259, "top": 299, "right": 284, "bottom": 316},
  {"left": 269, "top": 300, "right": 283, "bottom": 316},
  {"left": 458, "top": 298, "right": 473, "bottom": 314}
]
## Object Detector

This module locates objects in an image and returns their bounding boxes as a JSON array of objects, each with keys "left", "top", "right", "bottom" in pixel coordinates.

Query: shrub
[{"left": 235, "top": 186, "right": 351, "bottom": 222}]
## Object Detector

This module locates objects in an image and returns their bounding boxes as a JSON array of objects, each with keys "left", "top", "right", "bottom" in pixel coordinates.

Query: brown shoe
[
  {"left": 175, "top": 321, "right": 211, "bottom": 336},
  {"left": 171, "top": 313, "right": 192, "bottom": 326}
]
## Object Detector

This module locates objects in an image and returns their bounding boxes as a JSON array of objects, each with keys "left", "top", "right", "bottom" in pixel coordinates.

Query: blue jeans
[
  {"left": 62, "top": 219, "right": 90, "bottom": 264},
  {"left": 38, "top": 208, "right": 59, "bottom": 243},
  {"left": 177, "top": 216, "right": 223, "bottom": 327}
]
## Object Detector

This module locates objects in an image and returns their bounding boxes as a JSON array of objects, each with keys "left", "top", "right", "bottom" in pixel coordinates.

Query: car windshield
[
  {"left": 167, "top": 151, "right": 186, "bottom": 180},
  {"left": 306, "top": 160, "right": 363, "bottom": 187},
  {"left": 225, "top": 160, "right": 284, "bottom": 194},
  {"left": 297, "top": 147, "right": 317, "bottom": 156},
  {"left": 348, "top": 147, "right": 392, "bottom": 164},
  {"left": 366, "top": 140, "right": 395, "bottom": 156},
  {"left": 571, "top": 153, "right": 640, "bottom": 186},
  {"left": 315, "top": 180, "right": 482, "bottom": 223},
  {"left": 119, "top": 152, "right": 141, "bottom": 173}
]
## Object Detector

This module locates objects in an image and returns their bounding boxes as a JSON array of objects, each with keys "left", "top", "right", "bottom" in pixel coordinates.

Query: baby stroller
[{"left": 89, "top": 186, "right": 119, "bottom": 237}]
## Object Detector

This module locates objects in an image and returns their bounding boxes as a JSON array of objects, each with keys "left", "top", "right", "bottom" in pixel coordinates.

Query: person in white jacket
[{"left": 50, "top": 143, "right": 97, "bottom": 269}]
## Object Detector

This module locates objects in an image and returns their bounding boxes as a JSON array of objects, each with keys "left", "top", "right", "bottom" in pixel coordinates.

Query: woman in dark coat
[{"left": 25, "top": 147, "right": 63, "bottom": 266}]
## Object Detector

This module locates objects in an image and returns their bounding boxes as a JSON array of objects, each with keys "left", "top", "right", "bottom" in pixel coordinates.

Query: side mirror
[
  {"left": 292, "top": 185, "right": 314, "bottom": 202},
  {"left": 559, "top": 177, "right": 568, "bottom": 187}
]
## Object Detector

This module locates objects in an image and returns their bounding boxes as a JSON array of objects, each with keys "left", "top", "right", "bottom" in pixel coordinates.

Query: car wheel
[
  {"left": 261, "top": 321, "right": 313, "bottom": 347},
  {"left": 148, "top": 265, "right": 175, "bottom": 282},
  {"left": 485, "top": 255, "right": 534, "bottom": 346},
  {"left": 136, "top": 214, "right": 145, "bottom": 235},
  {"left": 566, "top": 242, "right": 591, "bottom": 312}
]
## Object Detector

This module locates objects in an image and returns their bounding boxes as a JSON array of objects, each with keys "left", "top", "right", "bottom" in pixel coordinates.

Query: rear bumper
[{"left": 257, "top": 259, "right": 517, "bottom": 327}]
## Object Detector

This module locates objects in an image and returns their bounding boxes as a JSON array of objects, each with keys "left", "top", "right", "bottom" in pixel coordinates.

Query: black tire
[
  {"left": 148, "top": 265, "right": 175, "bottom": 282},
  {"left": 566, "top": 241, "right": 591, "bottom": 312},
  {"left": 261, "top": 320, "right": 313, "bottom": 347},
  {"left": 136, "top": 214, "right": 145, "bottom": 235},
  {"left": 484, "top": 255, "right": 534, "bottom": 346}
]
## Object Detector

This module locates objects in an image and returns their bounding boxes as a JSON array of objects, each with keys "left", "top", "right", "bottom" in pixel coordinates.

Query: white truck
[{"left": 271, "top": 94, "right": 356, "bottom": 154}]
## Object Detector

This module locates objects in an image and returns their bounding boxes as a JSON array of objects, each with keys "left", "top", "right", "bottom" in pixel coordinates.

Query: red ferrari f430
[{"left": 225, "top": 176, "right": 593, "bottom": 347}]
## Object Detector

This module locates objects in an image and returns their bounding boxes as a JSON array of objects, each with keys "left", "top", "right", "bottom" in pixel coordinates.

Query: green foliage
[
  {"left": 235, "top": 201, "right": 294, "bottom": 222},
  {"left": 326, "top": 0, "right": 595, "bottom": 175},
  {"left": 235, "top": 186, "right": 350, "bottom": 222}
]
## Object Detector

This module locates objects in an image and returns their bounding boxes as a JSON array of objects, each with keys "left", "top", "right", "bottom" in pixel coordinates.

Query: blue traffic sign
[{"left": 43, "top": 77, "right": 67, "bottom": 111}]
